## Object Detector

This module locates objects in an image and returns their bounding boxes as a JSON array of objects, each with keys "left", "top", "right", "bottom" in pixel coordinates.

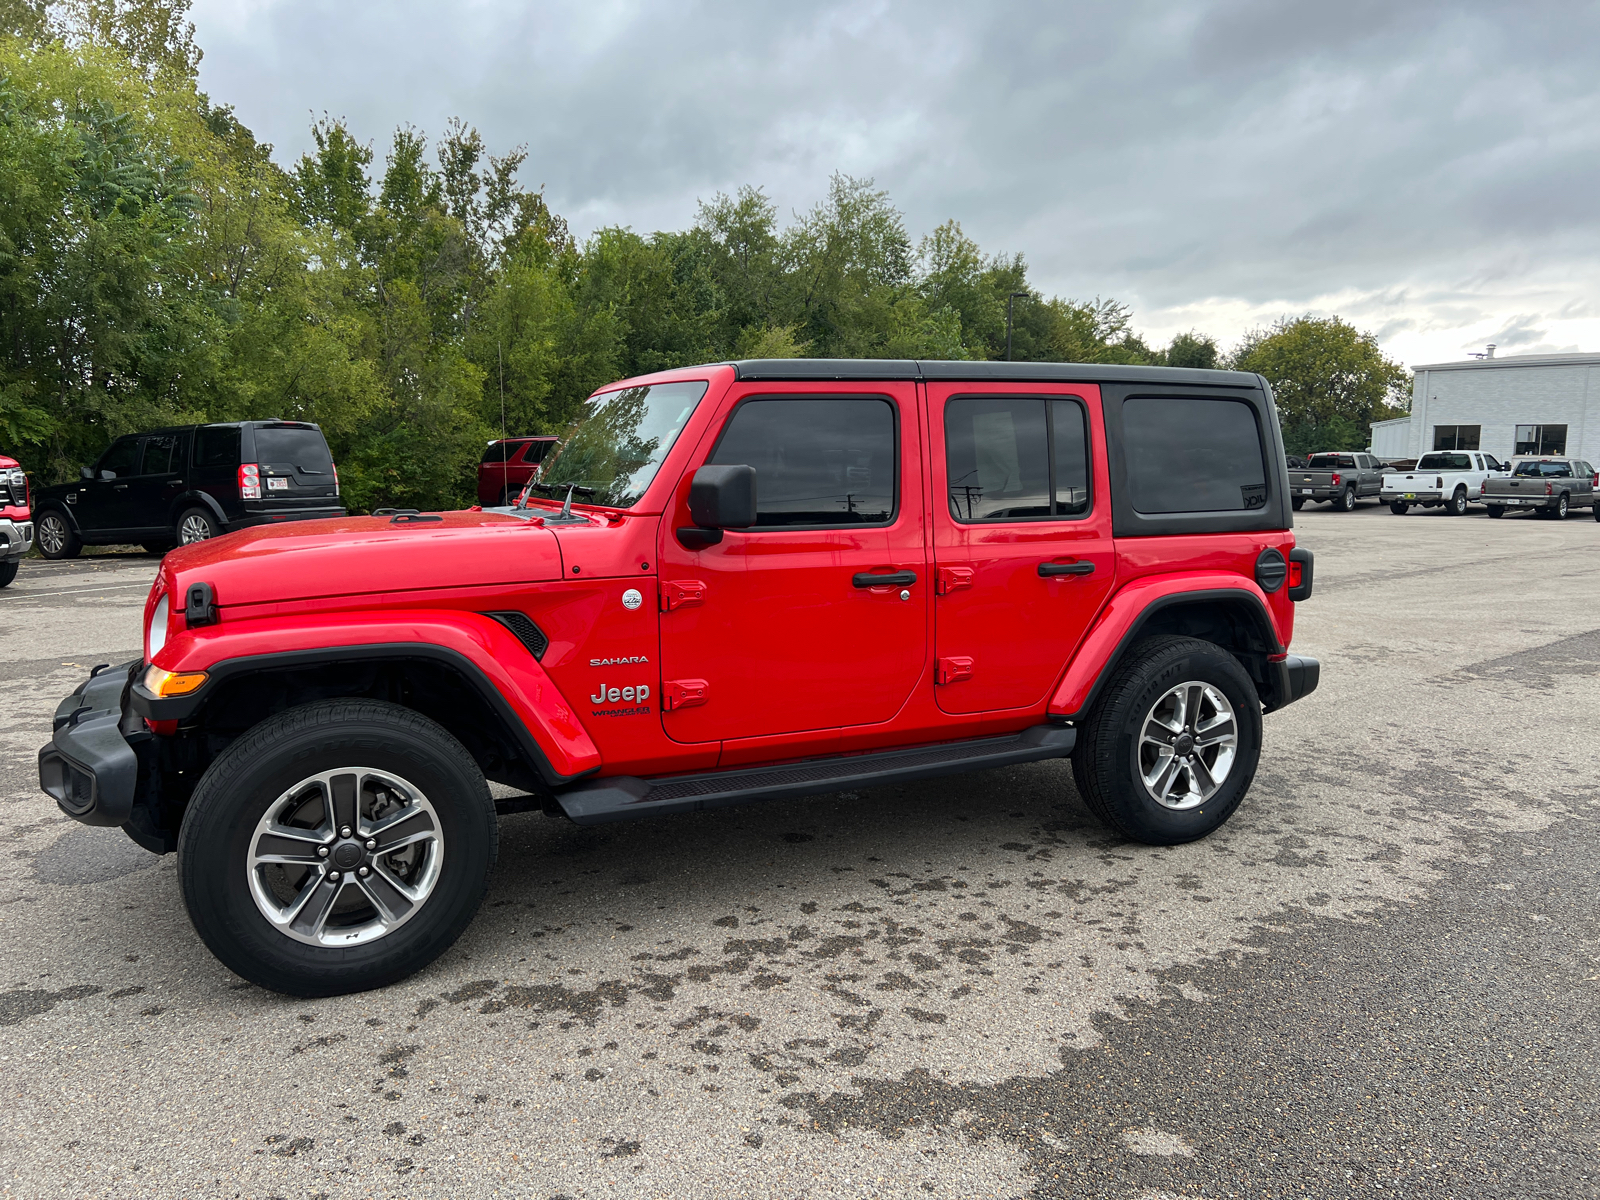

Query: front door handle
[
  {"left": 1038, "top": 560, "right": 1094, "bottom": 577},
  {"left": 853, "top": 570, "right": 917, "bottom": 589}
]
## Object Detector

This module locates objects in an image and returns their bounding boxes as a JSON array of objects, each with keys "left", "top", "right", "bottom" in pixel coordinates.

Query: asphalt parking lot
[{"left": 2, "top": 501, "right": 1597, "bottom": 1199}]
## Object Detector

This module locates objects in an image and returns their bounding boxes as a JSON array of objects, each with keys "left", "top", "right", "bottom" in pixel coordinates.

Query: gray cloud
[{"left": 190, "top": 0, "right": 1600, "bottom": 358}]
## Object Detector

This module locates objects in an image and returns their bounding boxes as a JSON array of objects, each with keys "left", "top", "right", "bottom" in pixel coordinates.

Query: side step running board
[{"left": 553, "top": 724, "right": 1076, "bottom": 825}]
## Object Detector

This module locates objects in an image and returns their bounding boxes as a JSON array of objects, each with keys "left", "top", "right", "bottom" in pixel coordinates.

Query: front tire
[
  {"left": 177, "top": 507, "right": 222, "bottom": 545},
  {"left": 34, "top": 510, "right": 81, "bottom": 559},
  {"left": 1445, "top": 487, "right": 1468, "bottom": 516},
  {"left": 178, "top": 700, "right": 497, "bottom": 997},
  {"left": 0, "top": 560, "right": 16, "bottom": 588},
  {"left": 1071, "top": 636, "right": 1262, "bottom": 846},
  {"left": 1336, "top": 487, "right": 1356, "bottom": 512}
]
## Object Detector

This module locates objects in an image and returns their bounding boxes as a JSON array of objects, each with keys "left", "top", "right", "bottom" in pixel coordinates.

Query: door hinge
[
  {"left": 662, "top": 678, "right": 709, "bottom": 711},
  {"left": 936, "top": 656, "right": 974, "bottom": 685},
  {"left": 661, "top": 579, "right": 707, "bottom": 612},
  {"left": 935, "top": 567, "right": 973, "bottom": 595}
]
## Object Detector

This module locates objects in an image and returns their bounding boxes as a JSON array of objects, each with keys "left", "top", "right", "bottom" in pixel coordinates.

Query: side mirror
[
  {"left": 80, "top": 466, "right": 93, "bottom": 480},
  {"left": 679, "top": 465, "right": 756, "bottom": 548}
]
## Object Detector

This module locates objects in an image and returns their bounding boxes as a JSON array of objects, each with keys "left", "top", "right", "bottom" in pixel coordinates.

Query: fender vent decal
[{"left": 484, "top": 611, "right": 549, "bottom": 660}]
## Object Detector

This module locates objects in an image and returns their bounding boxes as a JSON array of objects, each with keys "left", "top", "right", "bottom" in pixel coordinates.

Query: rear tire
[
  {"left": 1486, "top": 505, "right": 1505, "bottom": 519},
  {"left": 178, "top": 700, "right": 497, "bottom": 997},
  {"left": 177, "top": 507, "right": 221, "bottom": 545},
  {"left": 1389, "top": 501, "right": 1409, "bottom": 515},
  {"left": 1336, "top": 487, "right": 1356, "bottom": 512},
  {"left": 1551, "top": 494, "right": 1569, "bottom": 520},
  {"left": 34, "top": 509, "right": 80, "bottom": 559},
  {"left": 0, "top": 560, "right": 16, "bottom": 588},
  {"left": 1071, "top": 636, "right": 1262, "bottom": 846},
  {"left": 1445, "top": 486, "right": 1468, "bottom": 516},
  {"left": 142, "top": 541, "right": 173, "bottom": 556},
  {"left": 1290, "top": 498, "right": 1304, "bottom": 511}
]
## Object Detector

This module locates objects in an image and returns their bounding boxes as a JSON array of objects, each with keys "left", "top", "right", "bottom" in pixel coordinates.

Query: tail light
[
  {"left": 1593, "top": 471, "right": 1597, "bottom": 487},
  {"left": 1287, "top": 561, "right": 1303, "bottom": 590},
  {"left": 1436, "top": 476, "right": 1443, "bottom": 488},
  {"left": 1331, "top": 473, "right": 1341, "bottom": 486},
  {"left": 238, "top": 462, "right": 261, "bottom": 499},
  {"left": 1546, "top": 482, "right": 1554, "bottom": 495},
  {"left": 331, "top": 461, "right": 340, "bottom": 496}
]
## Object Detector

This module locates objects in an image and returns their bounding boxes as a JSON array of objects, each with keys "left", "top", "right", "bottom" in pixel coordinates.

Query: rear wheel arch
[
  {"left": 1070, "top": 592, "right": 1287, "bottom": 720},
  {"left": 169, "top": 490, "right": 229, "bottom": 531}
]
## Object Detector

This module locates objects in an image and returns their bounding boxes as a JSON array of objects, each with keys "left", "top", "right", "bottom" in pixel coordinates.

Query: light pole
[{"left": 1006, "top": 291, "right": 1029, "bottom": 361}]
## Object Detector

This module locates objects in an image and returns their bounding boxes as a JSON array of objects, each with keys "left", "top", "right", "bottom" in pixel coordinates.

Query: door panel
[
  {"left": 76, "top": 436, "right": 143, "bottom": 533},
  {"left": 126, "top": 432, "right": 189, "bottom": 533},
  {"left": 929, "top": 383, "right": 1115, "bottom": 715},
  {"left": 656, "top": 384, "right": 927, "bottom": 744}
]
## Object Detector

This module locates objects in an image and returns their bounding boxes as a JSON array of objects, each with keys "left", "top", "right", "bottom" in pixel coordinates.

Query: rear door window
[
  {"left": 710, "top": 398, "right": 897, "bottom": 527},
  {"left": 944, "top": 397, "right": 1089, "bottom": 521},
  {"left": 1123, "top": 397, "right": 1267, "bottom": 513},
  {"left": 141, "top": 434, "right": 181, "bottom": 475}
]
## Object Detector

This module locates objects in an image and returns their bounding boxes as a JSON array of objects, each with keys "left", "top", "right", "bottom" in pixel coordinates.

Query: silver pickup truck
[
  {"left": 1481, "top": 457, "right": 1598, "bottom": 520},
  {"left": 1290, "top": 452, "right": 1385, "bottom": 512}
]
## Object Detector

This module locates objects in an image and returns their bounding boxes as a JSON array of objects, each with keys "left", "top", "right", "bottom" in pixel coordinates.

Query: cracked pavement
[{"left": 1, "top": 504, "right": 1597, "bottom": 1198}]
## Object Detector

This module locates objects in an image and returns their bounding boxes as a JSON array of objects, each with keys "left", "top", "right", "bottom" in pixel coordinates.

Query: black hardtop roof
[{"left": 726, "top": 358, "right": 1264, "bottom": 388}]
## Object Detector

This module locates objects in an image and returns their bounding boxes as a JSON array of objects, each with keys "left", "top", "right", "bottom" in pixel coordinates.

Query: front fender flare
[
  {"left": 132, "top": 610, "right": 601, "bottom": 785},
  {"left": 1048, "top": 573, "right": 1285, "bottom": 721}
]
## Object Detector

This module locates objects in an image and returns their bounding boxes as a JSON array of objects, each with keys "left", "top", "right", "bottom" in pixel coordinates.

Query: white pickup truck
[{"left": 1381, "top": 450, "right": 1509, "bottom": 515}]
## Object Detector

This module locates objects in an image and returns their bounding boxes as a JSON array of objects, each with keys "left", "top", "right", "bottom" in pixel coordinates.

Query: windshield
[
  {"left": 539, "top": 381, "right": 710, "bottom": 507},
  {"left": 1513, "top": 460, "right": 1572, "bottom": 477},
  {"left": 1416, "top": 453, "right": 1472, "bottom": 471},
  {"left": 1305, "top": 454, "right": 1354, "bottom": 469}
]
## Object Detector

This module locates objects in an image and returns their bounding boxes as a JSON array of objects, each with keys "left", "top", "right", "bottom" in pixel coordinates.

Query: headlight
[{"left": 147, "top": 593, "right": 169, "bottom": 658}]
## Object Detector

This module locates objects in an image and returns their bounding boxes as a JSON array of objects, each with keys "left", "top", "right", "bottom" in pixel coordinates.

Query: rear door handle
[
  {"left": 852, "top": 570, "right": 916, "bottom": 588},
  {"left": 1038, "top": 560, "right": 1094, "bottom": 577}
]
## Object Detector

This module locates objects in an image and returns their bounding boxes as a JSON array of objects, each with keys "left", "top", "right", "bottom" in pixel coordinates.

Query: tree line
[{"left": 0, "top": 1, "right": 1409, "bottom": 512}]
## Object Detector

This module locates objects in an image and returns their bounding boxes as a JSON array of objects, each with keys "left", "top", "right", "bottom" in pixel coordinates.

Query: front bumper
[
  {"left": 0, "top": 517, "right": 33, "bottom": 561},
  {"left": 38, "top": 662, "right": 145, "bottom": 828}
]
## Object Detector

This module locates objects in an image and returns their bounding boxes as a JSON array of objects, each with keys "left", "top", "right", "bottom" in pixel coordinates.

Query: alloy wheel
[
  {"left": 247, "top": 767, "right": 445, "bottom": 948},
  {"left": 37, "top": 513, "right": 67, "bottom": 556},
  {"left": 1137, "top": 682, "right": 1238, "bottom": 811},
  {"left": 180, "top": 513, "right": 215, "bottom": 544}
]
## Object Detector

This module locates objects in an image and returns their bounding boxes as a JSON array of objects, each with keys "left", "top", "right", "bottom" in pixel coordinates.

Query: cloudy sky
[{"left": 188, "top": 0, "right": 1600, "bottom": 366}]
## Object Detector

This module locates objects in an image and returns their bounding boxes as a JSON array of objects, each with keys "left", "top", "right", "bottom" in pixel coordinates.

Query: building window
[
  {"left": 1514, "top": 424, "right": 1567, "bottom": 455},
  {"left": 1432, "top": 424, "right": 1480, "bottom": 451}
]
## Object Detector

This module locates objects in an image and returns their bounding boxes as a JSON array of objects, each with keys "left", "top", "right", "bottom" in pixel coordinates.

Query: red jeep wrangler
[{"left": 39, "top": 360, "right": 1317, "bottom": 996}]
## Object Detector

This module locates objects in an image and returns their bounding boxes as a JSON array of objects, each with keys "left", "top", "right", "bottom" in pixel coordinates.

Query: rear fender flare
[
  {"left": 167, "top": 491, "right": 228, "bottom": 531},
  {"left": 1049, "top": 574, "right": 1285, "bottom": 721},
  {"left": 133, "top": 610, "right": 601, "bottom": 786}
]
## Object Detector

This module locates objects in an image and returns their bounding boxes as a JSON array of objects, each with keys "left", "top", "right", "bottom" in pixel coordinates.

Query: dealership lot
[{"left": 1, "top": 504, "right": 1597, "bottom": 1199}]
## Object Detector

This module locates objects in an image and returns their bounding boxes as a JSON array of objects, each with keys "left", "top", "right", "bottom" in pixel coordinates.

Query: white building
[{"left": 1368, "top": 351, "right": 1600, "bottom": 462}]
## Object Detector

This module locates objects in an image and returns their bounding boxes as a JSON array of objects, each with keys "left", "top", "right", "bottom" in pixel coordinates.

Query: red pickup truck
[
  {"left": 477, "top": 436, "right": 561, "bottom": 507},
  {"left": 39, "top": 360, "right": 1317, "bottom": 996},
  {"left": 0, "top": 451, "right": 32, "bottom": 587}
]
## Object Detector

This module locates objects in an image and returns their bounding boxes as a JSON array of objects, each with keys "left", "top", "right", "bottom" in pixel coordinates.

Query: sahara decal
[{"left": 590, "top": 655, "right": 650, "bottom": 667}]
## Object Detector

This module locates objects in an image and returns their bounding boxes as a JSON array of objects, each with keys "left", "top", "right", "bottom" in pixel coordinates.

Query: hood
[{"left": 159, "top": 511, "right": 566, "bottom": 610}]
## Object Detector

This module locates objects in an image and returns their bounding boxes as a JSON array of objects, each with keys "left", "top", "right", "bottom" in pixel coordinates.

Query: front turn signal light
[{"left": 142, "top": 665, "right": 208, "bottom": 697}]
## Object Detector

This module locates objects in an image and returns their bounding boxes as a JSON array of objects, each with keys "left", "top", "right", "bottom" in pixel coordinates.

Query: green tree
[
  {"left": 1165, "top": 330, "right": 1219, "bottom": 369},
  {"left": 1231, "top": 316, "right": 1409, "bottom": 455}
]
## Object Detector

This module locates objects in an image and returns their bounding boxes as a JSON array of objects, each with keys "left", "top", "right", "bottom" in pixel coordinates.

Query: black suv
[{"left": 33, "top": 421, "right": 345, "bottom": 558}]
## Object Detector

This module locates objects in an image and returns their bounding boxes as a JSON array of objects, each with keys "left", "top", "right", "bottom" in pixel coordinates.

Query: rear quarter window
[
  {"left": 195, "top": 426, "right": 241, "bottom": 469},
  {"left": 1123, "top": 397, "right": 1267, "bottom": 514}
]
